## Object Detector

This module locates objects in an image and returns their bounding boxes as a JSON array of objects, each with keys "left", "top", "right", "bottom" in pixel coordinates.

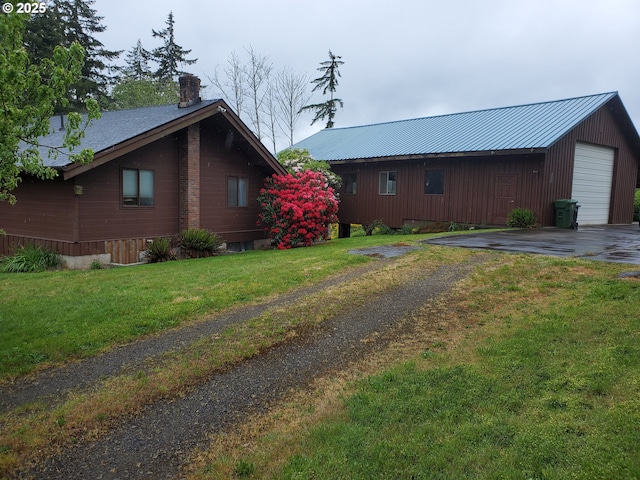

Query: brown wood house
[
  {"left": 294, "top": 92, "right": 640, "bottom": 235},
  {"left": 0, "top": 75, "right": 286, "bottom": 267}
]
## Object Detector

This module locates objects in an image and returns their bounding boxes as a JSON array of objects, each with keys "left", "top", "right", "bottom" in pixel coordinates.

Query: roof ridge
[
  {"left": 99, "top": 98, "right": 221, "bottom": 115},
  {"left": 329, "top": 92, "right": 618, "bottom": 131}
]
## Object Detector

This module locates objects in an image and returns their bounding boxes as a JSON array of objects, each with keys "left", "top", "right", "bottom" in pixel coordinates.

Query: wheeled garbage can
[{"left": 554, "top": 199, "right": 579, "bottom": 229}]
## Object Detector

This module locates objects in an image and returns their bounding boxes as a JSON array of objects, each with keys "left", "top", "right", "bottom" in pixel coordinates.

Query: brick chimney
[{"left": 178, "top": 74, "right": 201, "bottom": 108}]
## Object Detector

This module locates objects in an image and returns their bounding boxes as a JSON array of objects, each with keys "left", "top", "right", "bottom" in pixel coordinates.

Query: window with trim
[
  {"left": 379, "top": 171, "right": 397, "bottom": 195},
  {"left": 122, "top": 168, "right": 154, "bottom": 206},
  {"left": 424, "top": 170, "right": 445, "bottom": 195},
  {"left": 344, "top": 173, "right": 357, "bottom": 194},
  {"left": 227, "top": 176, "right": 248, "bottom": 207}
]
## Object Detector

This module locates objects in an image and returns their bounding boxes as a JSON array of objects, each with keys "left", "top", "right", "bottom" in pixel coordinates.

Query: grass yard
[
  {"left": 191, "top": 254, "right": 640, "bottom": 480},
  {"left": 0, "top": 234, "right": 436, "bottom": 380},
  {"left": 2, "top": 233, "right": 640, "bottom": 479}
]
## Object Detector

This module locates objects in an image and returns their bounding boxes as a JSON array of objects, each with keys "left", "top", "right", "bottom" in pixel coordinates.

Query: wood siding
[
  {"left": 76, "top": 135, "right": 181, "bottom": 241},
  {"left": 333, "top": 101, "right": 639, "bottom": 229},
  {"left": 543, "top": 100, "right": 638, "bottom": 225},
  {"left": 0, "top": 115, "right": 275, "bottom": 262},
  {"left": 0, "top": 234, "right": 105, "bottom": 257},
  {"left": 199, "top": 116, "right": 271, "bottom": 243},
  {"left": 334, "top": 154, "right": 545, "bottom": 228},
  {"left": 0, "top": 175, "right": 77, "bottom": 241}
]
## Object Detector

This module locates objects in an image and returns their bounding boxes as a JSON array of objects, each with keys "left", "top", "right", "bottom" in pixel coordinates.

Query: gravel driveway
[{"left": 5, "top": 250, "right": 487, "bottom": 479}]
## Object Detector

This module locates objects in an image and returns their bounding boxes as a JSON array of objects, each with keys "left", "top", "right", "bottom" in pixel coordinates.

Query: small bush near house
[
  {"left": 144, "top": 237, "right": 175, "bottom": 263},
  {"left": 179, "top": 228, "right": 223, "bottom": 258},
  {"left": 90, "top": 260, "right": 104, "bottom": 270},
  {"left": 507, "top": 208, "right": 537, "bottom": 228},
  {"left": 0, "top": 244, "right": 60, "bottom": 273},
  {"left": 363, "top": 219, "right": 394, "bottom": 236},
  {"left": 634, "top": 189, "right": 640, "bottom": 221},
  {"left": 398, "top": 223, "right": 418, "bottom": 235}
]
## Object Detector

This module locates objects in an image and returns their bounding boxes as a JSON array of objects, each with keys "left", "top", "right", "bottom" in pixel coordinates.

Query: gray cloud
[{"left": 94, "top": 0, "right": 640, "bottom": 151}]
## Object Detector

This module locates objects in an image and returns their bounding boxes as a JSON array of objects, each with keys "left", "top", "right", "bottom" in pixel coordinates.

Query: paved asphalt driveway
[{"left": 423, "top": 224, "right": 640, "bottom": 264}]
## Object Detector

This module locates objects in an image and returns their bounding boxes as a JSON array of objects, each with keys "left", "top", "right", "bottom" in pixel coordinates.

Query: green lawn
[
  {"left": 271, "top": 255, "right": 640, "bottom": 479},
  {"left": 0, "top": 234, "right": 428, "bottom": 380},
  {"left": 3, "top": 234, "right": 640, "bottom": 479}
]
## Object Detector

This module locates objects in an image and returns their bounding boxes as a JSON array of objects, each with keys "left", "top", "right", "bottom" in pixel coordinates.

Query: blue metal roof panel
[{"left": 293, "top": 92, "right": 617, "bottom": 161}]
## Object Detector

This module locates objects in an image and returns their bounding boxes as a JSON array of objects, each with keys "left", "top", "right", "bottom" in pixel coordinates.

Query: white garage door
[{"left": 571, "top": 142, "right": 615, "bottom": 225}]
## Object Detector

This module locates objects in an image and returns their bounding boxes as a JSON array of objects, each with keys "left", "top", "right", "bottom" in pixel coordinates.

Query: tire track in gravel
[
  {"left": 0, "top": 261, "right": 384, "bottom": 414},
  {"left": 24, "top": 255, "right": 487, "bottom": 480}
]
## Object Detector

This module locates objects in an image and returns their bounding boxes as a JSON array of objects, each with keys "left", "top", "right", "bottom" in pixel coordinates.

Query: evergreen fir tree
[
  {"left": 151, "top": 12, "right": 197, "bottom": 81},
  {"left": 300, "top": 50, "right": 344, "bottom": 128},
  {"left": 23, "top": 1, "right": 65, "bottom": 64},
  {"left": 123, "top": 39, "right": 152, "bottom": 80},
  {"left": 56, "top": 0, "right": 122, "bottom": 109}
]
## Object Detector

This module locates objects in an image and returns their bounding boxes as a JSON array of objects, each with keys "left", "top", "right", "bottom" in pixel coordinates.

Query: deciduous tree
[
  {"left": 274, "top": 68, "right": 311, "bottom": 147},
  {"left": 0, "top": 11, "right": 100, "bottom": 207}
]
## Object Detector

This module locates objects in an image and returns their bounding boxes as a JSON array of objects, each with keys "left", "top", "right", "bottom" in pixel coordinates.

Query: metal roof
[
  {"left": 38, "top": 100, "right": 219, "bottom": 168},
  {"left": 293, "top": 92, "right": 619, "bottom": 161}
]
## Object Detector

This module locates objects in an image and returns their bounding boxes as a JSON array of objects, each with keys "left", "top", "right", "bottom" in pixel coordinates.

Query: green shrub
[
  {"left": 506, "top": 208, "right": 537, "bottom": 228},
  {"left": 179, "top": 228, "right": 223, "bottom": 257},
  {"left": 634, "top": 189, "right": 640, "bottom": 221},
  {"left": 90, "top": 259, "right": 104, "bottom": 270},
  {"left": 144, "top": 237, "right": 175, "bottom": 263},
  {"left": 364, "top": 219, "right": 394, "bottom": 236},
  {"left": 399, "top": 223, "right": 418, "bottom": 235},
  {"left": 0, "top": 244, "right": 61, "bottom": 273},
  {"left": 350, "top": 224, "right": 366, "bottom": 237}
]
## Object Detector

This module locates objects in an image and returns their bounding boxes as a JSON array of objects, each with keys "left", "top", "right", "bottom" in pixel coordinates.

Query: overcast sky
[{"left": 93, "top": 0, "right": 640, "bottom": 152}]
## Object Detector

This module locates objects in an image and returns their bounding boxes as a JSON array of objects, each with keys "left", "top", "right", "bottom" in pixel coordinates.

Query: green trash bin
[{"left": 554, "top": 199, "right": 579, "bottom": 229}]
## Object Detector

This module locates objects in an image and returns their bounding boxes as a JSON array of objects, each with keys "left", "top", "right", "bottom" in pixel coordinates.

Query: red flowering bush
[{"left": 258, "top": 170, "right": 339, "bottom": 249}]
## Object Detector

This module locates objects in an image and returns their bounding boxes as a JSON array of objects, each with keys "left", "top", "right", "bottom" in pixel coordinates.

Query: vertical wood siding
[
  {"left": 333, "top": 102, "right": 638, "bottom": 228},
  {"left": 199, "top": 117, "right": 270, "bottom": 243},
  {"left": 333, "top": 154, "right": 544, "bottom": 228},
  {"left": 544, "top": 101, "right": 638, "bottom": 225}
]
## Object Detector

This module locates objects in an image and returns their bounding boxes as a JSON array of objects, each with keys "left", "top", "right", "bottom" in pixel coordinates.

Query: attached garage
[{"left": 571, "top": 142, "right": 615, "bottom": 225}]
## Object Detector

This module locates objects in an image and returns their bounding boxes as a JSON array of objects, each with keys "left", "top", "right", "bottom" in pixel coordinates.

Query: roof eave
[
  {"left": 327, "top": 147, "right": 548, "bottom": 164},
  {"left": 62, "top": 100, "right": 286, "bottom": 180}
]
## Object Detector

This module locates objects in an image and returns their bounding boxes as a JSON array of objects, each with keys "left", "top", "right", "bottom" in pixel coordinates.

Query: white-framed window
[
  {"left": 227, "top": 176, "right": 248, "bottom": 207},
  {"left": 379, "top": 171, "right": 397, "bottom": 195},
  {"left": 122, "top": 168, "right": 154, "bottom": 206}
]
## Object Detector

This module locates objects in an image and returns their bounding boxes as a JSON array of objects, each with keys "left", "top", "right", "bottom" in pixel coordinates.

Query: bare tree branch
[{"left": 274, "top": 68, "right": 311, "bottom": 147}]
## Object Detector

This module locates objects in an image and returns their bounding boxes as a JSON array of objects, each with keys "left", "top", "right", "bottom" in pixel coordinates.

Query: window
[
  {"left": 344, "top": 173, "right": 357, "bottom": 194},
  {"left": 228, "top": 176, "right": 248, "bottom": 207},
  {"left": 122, "top": 169, "right": 154, "bottom": 206},
  {"left": 379, "top": 171, "right": 397, "bottom": 195},
  {"left": 424, "top": 170, "right": 445, "bottom": 195}
]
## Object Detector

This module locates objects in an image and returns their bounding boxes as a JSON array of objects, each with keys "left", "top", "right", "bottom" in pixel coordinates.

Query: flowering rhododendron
[{"left": 257, "top": 170, "right": 339, "bottom": 249}]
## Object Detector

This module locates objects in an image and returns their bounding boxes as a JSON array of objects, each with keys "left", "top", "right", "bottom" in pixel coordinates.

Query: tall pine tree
[
  {"left": 57, "top": 0, "right": 122, "bottom": 109},
  {"left": 111, "top": 38, "right": 179, "bottom": 110},
  {"left": 23, "top": 1, "right": 65, "bottom": 64},
  {"left": 300, "top": 50, "right": 344, "bottom": 129},
  {"left": 151, "top": 12, "right": 197, "bottom": 81},
  {"left": 24, "top": 0, "right": 122, "bottom": 111},
  {"left": 123, "top": 39, "right": 152, "bottom": 80}
]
